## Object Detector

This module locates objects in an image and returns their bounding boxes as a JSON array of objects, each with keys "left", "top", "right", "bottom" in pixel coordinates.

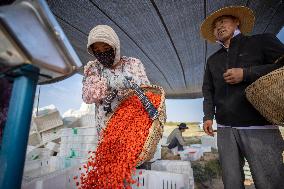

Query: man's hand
[
  {"left": 203, "top": 120, "right": 214, "bottom": 136},
  {"left": 223, "top": 68, "right": 243, "bottom": 84}
]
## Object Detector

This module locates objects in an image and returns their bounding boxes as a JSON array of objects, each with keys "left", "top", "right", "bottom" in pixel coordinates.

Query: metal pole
[
  {"left": 36, "top": 86, "right": 41, "bottom": 116},
  {"left": 0, "top": 65, "right": 39, "bottom": 189}
]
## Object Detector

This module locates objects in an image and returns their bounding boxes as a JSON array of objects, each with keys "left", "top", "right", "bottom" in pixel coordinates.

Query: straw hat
[{"left": 200, "top": 6, "right": 255, "bottom": 43}]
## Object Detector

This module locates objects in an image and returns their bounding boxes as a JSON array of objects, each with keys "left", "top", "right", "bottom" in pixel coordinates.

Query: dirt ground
[{"left": 163, "top": 124, "right": 258, "bottom": 189}]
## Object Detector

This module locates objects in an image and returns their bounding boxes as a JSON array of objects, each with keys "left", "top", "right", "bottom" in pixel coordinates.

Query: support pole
[{"left": 0, "top": 65, "right": 39, "bottom": 189}]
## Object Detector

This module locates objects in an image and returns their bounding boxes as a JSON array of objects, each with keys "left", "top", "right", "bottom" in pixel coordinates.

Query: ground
[{"left": 162, "top": 123, "right": 279, "bottom": 189}]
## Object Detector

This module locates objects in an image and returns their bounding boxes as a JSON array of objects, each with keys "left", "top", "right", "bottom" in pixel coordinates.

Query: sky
[{"left": 37, "top": 27, "right": 284, "bottom": 122}]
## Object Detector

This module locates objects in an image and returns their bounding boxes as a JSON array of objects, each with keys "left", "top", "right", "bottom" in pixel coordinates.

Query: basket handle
[{"left": 123, "top": 76, "right": 159, "bottom": 120}]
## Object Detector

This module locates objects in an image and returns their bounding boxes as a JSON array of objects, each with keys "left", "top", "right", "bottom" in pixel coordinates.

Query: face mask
[{"left": 93, "top": 48, "right": 115, "bottom": 68}]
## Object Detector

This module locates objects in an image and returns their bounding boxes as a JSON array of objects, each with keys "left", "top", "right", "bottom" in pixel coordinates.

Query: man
[
  {"left": 200, "top": 6, "right": 284, "bottom": 189},
  {"left": 167, "top": 123, "right": 188, "bottom": 151}
]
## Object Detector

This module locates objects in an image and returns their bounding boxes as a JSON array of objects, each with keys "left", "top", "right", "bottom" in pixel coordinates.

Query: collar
[{"left": 216, "top": 28, "right": 241, "bottom": 49}]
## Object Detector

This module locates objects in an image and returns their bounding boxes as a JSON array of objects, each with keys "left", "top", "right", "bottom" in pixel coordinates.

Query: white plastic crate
[
  {"left": 22, "top": 167, "right": 73, "bottom": 189},
  {"left": 179, "top": 147, "right": 203, "bottom": 161},
  {"left": 79, "top": 114, "right": 96, "bottom": 127},
  {"left": 132, "top": 170, "right": 190, "bottom": 189},
  {"left": 60, "top": 143, "right": 97, "bottom": 151},
  {"left": 61, "top": 135, "right": 98, "bottom": 143},
  {"left": 59, "top": 127, "right": 98, "bottom": 158},
  {"left": 28, "top": 131, "right": 42, "bottom": 146},
  {"left": 201, "top": 145, "right": 212, "bottom": 153},
  {"left": 201, "top": 135, "right": 218, "bottom": 149},
  {"left": 26, "top": 148, "right": 53, "bottom": 161},
  {"left": 24, "top": 157, "right": 62, "bottom": 178},
  {"left": 34, "top": 110, "right": 63, "bottom": 133},
  {"left": 151, "top": 160, "right": 193, "bottom": 177},
  {"left": 190, "top": 144, "right": 212, "bottom": 153},
  {"left": 41, "top": 125, "right": 64, "bottom": 144},
  {"left": 59, "top": 146, "right": 97, "bottom": 158},
  {"left": 151, "top": 160, "right": 194, "bottom": 188},
  {"left": 61, "top": 127, "right": 97, "bottom": 137},
  {"left": 66, "top": 168, "right": 190, "bottom": 189},
  {"left": 23, "top": 157, "right": 87, "bottom": 183},
  {"left": 45, "top": 142, "right": 60, "bottom": 153},
  {"left": 22, "top": 167, "right": 190, "bottom": 189}
]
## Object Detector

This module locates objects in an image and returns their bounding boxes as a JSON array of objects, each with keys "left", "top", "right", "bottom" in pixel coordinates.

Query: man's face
[
  {"left": 213, "top": 16, "right": 239, "bottom": 42},
  {"left": 180, "top": 129, "right": 186, "bottom": 132}
]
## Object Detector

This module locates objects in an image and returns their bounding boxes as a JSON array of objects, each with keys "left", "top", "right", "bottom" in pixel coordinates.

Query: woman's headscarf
[{"left": 87, "top": 25, "right": 121, "bottom": 66}]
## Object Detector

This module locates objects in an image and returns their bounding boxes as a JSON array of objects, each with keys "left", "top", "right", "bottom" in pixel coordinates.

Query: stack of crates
[
  {"left": 59, "top": 127, "right": 98, "bottom": 159},
  {"left": 22, "top": 167, "right": 190, "bottom": 189},
  {"left": 33, "top": 105, "right": 64, "bottom": 144},
  {"left": 201, "top": 135, "right": 218, "bottom": 149},
  {"left": 151, "top": 160, "right": 194, "bottom": 188}
]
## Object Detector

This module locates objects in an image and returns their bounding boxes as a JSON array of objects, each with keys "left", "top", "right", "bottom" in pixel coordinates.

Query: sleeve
[
  {"left": 202, "top": 61, "right": 215, "bottom": 122},
  {"left": 129, "top": 58, "right": 151, "bottom": 86},
  {"left": 176, "top": 131, "right": 186, "bottom": 146},
  {"left": 82, "top": 61, "right": 108, "bottom": 104},
  {"left": 243, "top": 34, "right": 284, "bottom": 83}
]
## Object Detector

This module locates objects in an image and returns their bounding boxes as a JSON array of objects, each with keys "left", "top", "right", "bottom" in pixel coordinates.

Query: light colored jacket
[
  {"left": 167, "top": 128, "right": 186, "bottom": 146},
  {"left": 82, "top": 25, "right": 150, "bottom": 136}
]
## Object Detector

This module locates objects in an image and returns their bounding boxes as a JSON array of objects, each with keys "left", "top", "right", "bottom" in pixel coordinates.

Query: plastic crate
[
  {"left": 34, "top": 110, "right": 63, "bottom": 133},
  {"left": 26, "top": 148, "right": 53, "bottom": 161},
  {"left": 59, "top": 127, "right": 98, "bottom": 158},
  {"left": 79, "top": 114, "right": 96, "bottom": 127},
  {"left": 151, "top": 160, "right": 194, "bottom": 188},
  {"left": 45, "top": 142, "right": 60, "bottom": 153},
  {"left": 59, "top": 146, "right": 97, "bottom": 158},
  {"left": 22, "top": 167, "right": 190, "bottom": 189},
  {"left": 132, "top": 170, "right": 190, "bottom": 189},
  {"left": 28, "top": 131, "right": 42, "bottom": 146},
  {"left": 190, "top": 144, "right": 212, "bottom": 153},
  {"left": 201, "top": 135, "right": 218, "bottom": 149},
  {"left": 152, "top": 160, "right": 193, "bottom": 176},
  {"left": 41, "top": 125, "right": 64, "bottom": 144},
  {"left": 23, "top": 157, "right": 88, "bottom": 184},
  {"left": 61, "top": 127, "right": 97, "bottom": 137},
  {"left": 179, "top": 147, "right": 203, "bottom": 161},
  {"left": 24, "top": 157, "right": 62, "bottom": 178},
  {"left": 67, "top": 169, "right": 190, "bottom": 189}
]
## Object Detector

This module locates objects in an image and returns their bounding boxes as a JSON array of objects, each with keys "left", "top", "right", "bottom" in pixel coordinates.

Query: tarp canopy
[{"left": 46, "top": 0, "right": 284, "bottom": 98}]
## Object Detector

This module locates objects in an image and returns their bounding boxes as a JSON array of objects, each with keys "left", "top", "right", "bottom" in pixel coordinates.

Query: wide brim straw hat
[{"left": 200, "top": 6, "right": 255, "bottom": 43}]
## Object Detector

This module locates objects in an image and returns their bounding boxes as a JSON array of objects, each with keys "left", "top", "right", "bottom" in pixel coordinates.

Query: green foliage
[
  {"left": 192, "top": 163, "right": 210, "bottom": 183},
  {"left": 192, "top": 160, "right": 222, "bottom": 183}
]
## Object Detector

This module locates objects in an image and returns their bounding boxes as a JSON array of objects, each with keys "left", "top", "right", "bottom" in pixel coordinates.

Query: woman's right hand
[{"left": 203, "top": 120, "right": 214, "bottom": 136}]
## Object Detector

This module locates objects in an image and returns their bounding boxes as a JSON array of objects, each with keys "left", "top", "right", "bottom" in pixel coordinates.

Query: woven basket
[
  {"left": 245, "top": 66, "right": 284, "bottom": 126},
  {"left": 106, "top": 85, "right": 166, "bottom": 166}
]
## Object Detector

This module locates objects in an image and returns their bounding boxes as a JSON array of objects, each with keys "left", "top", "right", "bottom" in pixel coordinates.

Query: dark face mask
[{"left": 93, "top": 48, "right": 115, "bottom": 68}]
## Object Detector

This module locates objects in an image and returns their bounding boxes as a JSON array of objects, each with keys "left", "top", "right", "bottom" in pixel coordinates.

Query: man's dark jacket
[{"left": 203, "top": 33, "right": 284, "bottom": 127}]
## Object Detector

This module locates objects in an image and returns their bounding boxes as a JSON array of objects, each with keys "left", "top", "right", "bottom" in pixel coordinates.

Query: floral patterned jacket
[{"left": 82, "top": 56, "right": 150, "bottom": 136}]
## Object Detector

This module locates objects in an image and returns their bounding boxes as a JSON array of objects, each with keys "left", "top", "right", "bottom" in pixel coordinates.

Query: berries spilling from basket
[{"left": 75, "top": 91, "right": 161, "bottom": 189}]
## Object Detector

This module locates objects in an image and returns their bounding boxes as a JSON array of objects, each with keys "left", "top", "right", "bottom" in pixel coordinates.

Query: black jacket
[{"left": 203, "top": 33, "right": 284, "bottom": 127}]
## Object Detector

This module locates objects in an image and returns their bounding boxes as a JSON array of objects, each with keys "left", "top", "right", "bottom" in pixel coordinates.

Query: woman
[{"left": 82, "top": 25, "right": 150, "bottom": 137}]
